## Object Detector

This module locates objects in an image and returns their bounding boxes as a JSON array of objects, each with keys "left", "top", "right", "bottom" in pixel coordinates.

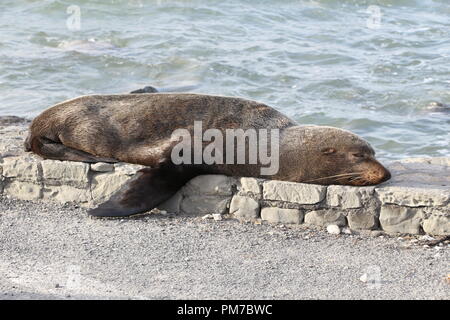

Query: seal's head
[{"left": 281, "top": 126, "right": 391, "bottom": 186}]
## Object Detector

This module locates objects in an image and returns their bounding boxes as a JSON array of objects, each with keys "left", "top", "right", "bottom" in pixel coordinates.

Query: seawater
[{"left": 0, "top": 0, "right": 449, "bottom": 160}]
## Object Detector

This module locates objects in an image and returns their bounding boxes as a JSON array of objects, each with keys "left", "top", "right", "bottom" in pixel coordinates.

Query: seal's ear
[{"left": 88, "top": 165, "right": 197, "bottom": 217}]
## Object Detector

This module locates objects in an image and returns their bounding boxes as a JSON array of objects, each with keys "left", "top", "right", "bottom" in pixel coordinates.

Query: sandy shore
[{"left": 0, "top": 195, "right": 448, "bottom": 300}]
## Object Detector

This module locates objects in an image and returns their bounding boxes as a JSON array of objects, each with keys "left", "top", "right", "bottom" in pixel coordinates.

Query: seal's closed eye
[
  {"left": 352, "top": 153, "right": 365, "bottom": 158},
  {"left": 321, "top": 148, "right": 336, "bottom": 154}
]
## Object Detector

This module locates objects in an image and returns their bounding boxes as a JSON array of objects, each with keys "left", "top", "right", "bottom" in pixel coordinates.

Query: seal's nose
[{"left": 379, "top": 166, "right": 391, "bottom": 183}]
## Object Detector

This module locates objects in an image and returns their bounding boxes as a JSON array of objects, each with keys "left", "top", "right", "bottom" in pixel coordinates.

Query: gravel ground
[{"left": 0, "top": 196, "right": 448, "bottom": 300}]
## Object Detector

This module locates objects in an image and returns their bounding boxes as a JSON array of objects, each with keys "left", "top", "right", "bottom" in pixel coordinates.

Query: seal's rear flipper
[
  {"left": 29, "top": 136, "right": 118, "bottom": 163},
  {"left": 88, "top": 165, "right": 196, "bottom": 217}
]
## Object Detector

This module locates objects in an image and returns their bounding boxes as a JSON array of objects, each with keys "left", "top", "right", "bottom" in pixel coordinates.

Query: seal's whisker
[
  {"left": 348, "top": 176, "right": 363, "bottom": 182},
  {"left": 336, "top": 175, "right": 361, "bottom": 182},
  {"left": 349, "top": 177, "right": 369, "bottom": 185},
  {"left": 303, "top": 172, "right": 363, "bottom": 183}
]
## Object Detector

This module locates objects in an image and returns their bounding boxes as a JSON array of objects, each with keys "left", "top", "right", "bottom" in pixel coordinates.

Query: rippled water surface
[{"left": 1, "top": 0, "right": 449, "bottom": 160}]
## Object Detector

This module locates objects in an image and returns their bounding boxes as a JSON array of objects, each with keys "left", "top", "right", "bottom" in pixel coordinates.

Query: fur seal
[
  {"left": 129, "top": 84, "right": 199, "bottom": 94},
  {"left": 25, "top": 93, "right": 391, "bottom": 217},
  {"left": 425, "top": 101, "right": 450, "bottom": 114},
  {"left": 130, "top": 86, "right": 158, "bottom": 94}
]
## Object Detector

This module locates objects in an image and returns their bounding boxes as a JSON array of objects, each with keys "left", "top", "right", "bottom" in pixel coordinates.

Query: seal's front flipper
[
  {"left": 29, "top": 136, "right": 118, "bottom": 163},
  {"left": 130, "top": 86, "right": 158, "bottom": 94},
  {"left": 88, "top": 165, "right": 196, "bottom": 217}
]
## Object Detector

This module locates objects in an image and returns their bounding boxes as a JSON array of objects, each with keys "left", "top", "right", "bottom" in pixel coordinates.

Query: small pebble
[
  {"left": 212, "top": 213, "right": 222, "bottom": 221},
  {"left": 342, "top": 227, "right": 352, "bottom": 235},
  {"left": 326, "top": 225, "right": 340, "bottom": 235},
  {"left": 360, "top": 273, "right": 368, "bottom": 283},
  {"left": 201, "top": 214, "right": 213, "bottom": 220}
]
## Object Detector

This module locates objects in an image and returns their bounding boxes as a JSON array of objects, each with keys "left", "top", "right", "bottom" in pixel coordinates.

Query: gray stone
[
  {"left": 239, "top": 177, "right": 261, "bottom": 195},
  {"left": 90, "top": 162, "right": 114, "bottom": 172},
  {"left": 41, "top": 160, "right": 89, "bottom": 188},
  {"left": 157, "top": 191, "right": 183, "bottom": 214},
  {"left": 422, "top": 215, "right": 450, "bottom": 236},
  {"left": 379, "top": 206, "right": 422, "bottom": 234},
  {"left": 1, "top": 156, "right": 41, "bottom": 182},
  {"left": 376, "top": 186, "right": 449, "bottom": 207},
  {"left": 183, "top": 175, "right": 233, "bottom": 196},
  {"left": 263, "top": 180, "right": 326, "bottom": 204},
  {"left": 347, "top": 210, "right": 378, "bottom": 230},
  {"left": 114, "top": 163, "right": 146, "bottom": 176},
  {"left": 229, "top": 195, "right": 260, "bottom": 220},
  {"left": 327, "top": 186, "right": 374, "bottom": 209},
  {"left": 43, "top": 185, "right": 91, "bottom": 204},
  {"left": 4, "top": 181, "right": 42, "bottom": 200},
  {"left": 180, "top": 195, "right": 230, "bottom": 215},
  {"left": 261, "top": 207, "right": 303, "bottom": 224},
  {"left": 304, "top": 210, "right": 346, "bottom": 227},
  {"left": 378, "top": 159, "right": 450, "bottom": 208},
  {"left": 90, "top": 172, "right": 132, "bottom": 204}
]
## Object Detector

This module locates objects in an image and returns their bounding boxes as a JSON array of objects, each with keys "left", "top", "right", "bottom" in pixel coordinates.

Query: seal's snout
[{"left": 363, "top": 160, "right": 391, "bottom": 185}]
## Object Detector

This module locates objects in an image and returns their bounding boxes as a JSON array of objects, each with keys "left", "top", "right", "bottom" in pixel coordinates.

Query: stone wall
[
  {"left": 0, "top": 123, "right": 449, "bottom": 236},
  {"left": 0, "top": 153, "right": 448, "bottom": 236}
]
